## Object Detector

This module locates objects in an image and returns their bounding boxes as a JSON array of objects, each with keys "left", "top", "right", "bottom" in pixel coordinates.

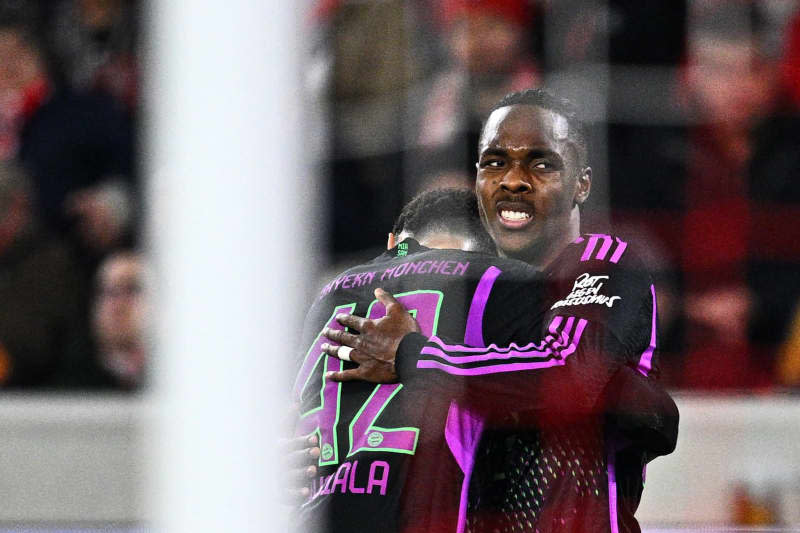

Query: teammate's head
[
  {"left": 476, "top": 88, "right": 592, "bottom": 268},
  {"left": 389, "top": 188, "right": 497, "bottom": 254}
]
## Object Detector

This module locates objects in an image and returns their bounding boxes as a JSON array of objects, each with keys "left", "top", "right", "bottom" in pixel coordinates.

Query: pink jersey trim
[
  {"left": 444, "top": 402, "right": 483, "bottom": 533},
  {"left": 607, "top": 449, "right": 619, "bottom": 533},
  {"left": 637, "top": 285, "right": 657, "bottom": 376},
  {"left": 464, "top": 266, "right": 502, "bottom": 347}
]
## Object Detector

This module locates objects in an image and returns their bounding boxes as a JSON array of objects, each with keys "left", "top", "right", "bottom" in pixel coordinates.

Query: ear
[
  {"left": 574, "top": 167, "right": 591, "bottom": 206},
  {"left": 387, "top": 232, "right": 397, "bottom": 250}
]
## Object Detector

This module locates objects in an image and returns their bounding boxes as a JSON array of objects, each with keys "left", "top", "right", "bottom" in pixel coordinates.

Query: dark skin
[
  {"left": 476, "top": 104, "right": 590, "bottom": 269},
  {"left": 322, "top": 288, "right": 419, "bottom": 382},
  {"left": 323, "top": 104, "right": 590, "bottom": 380},
  {"left": 281, "top": 433, "right": 321, "bottom": 501}
]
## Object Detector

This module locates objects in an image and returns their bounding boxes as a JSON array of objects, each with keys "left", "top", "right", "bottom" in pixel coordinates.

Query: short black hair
[
  {"left": 486, "top": 88, "right": 589, "bottom": 166},
  {"left": 393, "top": 188, "right": 496, "bottom": 254}
]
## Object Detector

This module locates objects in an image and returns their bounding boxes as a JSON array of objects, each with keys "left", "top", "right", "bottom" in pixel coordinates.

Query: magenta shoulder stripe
[
  {"left": 464, "top": 266, "right": 502, "bottom": 348},
  {"left": 579, "top": 234, "right": 628, "bottom": 264},
  {"left": 608, "top": 237, "right": 628, "bottom": 264}
]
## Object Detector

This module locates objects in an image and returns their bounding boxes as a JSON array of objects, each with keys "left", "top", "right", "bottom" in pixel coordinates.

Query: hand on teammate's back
[
  {"left": 280, "top": 432, "right": 320, "bottom": 504},
  {"left": 280, "top": 402, "right": 320, "bottom": 505},
  {"left": 321, "top": 288, "right": 420, "bottom": 383}
]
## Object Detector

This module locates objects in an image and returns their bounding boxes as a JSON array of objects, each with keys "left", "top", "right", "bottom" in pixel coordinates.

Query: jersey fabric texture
[
  {"left": 292, "top": 239, "right": 546, "bottom": 533},
  {"left": 394, "top": 233, "right": 678, "bottom": 533}
]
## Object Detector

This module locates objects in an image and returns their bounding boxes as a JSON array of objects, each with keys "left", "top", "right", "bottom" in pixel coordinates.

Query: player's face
[{"left": 476, "top": 104, "right": 590, "bottom": 265}]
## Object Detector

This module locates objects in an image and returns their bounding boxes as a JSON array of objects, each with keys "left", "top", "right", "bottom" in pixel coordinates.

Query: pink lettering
[
  {"left": 440, "top": 261, "right": 453, "bottom": 275},
  {"left": 320, "top": 473, "right": 335, "bottom": 495},
  {"left": 393, "top": 263, "right": 409, "bottom": 277},
  {"left": 331, "top": 462, "right": 351, "bottom": 493},
  {"left": 367, "top": 460, "right": 390, "bottom": 496},
  {"left": 321, "top": 281, "right": 334, "bottom": 295},
  {"left": 380, "top": 267, "right": 395, "bottom": 281},
  {"left": 454, "top": 262, "right": 469, "bottom": 275},
  {"left": 348, "top": 460, "right": 365, "bottom": 494}
]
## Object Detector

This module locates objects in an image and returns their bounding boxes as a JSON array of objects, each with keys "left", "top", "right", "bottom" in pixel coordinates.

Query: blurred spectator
[
  {"left": 680, "top": 7, "right": 800, "bottom": 389},
  {"left": 408, "top": 0, "right": 541, "bottom": 193},
  {"left": 677, "top": 20, "right": 776, "bottom": 388},
  {"left": 49, "top": 0, "right": 139, "bottom": 109},
  {"left": 777, "top": 300, "right": 800, "bottom": 387},
  {"left": 0, "top": 161, "right": 93, "bottom": 387},
  {"left": 92, "top": 249, "right": 147, "bottom": 389},
  {"left": 607, "top": 4, "right": 800, "bottom": 389},
  {"left": 781, "top": 8, "right": 800, "bottom": 109},
  {"left": 316, "top": 0, "right": 434, "bottom": 260},
  {"left": 0, "top": 19, "right": 137, "bottom": 261},
  {"left": 606, "top": 2, "right": 800, "bottom": 389}
]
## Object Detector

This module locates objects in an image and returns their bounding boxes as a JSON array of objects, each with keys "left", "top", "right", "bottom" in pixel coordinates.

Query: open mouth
[{"left": 496, "top": 201, "right": 533, "bottom": 229}]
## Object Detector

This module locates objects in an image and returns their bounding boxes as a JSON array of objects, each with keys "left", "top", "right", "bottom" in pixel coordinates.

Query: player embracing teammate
[{"left": 293, "top": 89, "right": 678, "bottom": 533}]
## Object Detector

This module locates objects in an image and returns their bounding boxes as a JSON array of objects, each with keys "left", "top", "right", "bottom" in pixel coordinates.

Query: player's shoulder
[
  {"left": 546, "top": 231, "right": 654, "bottom": 306},
  {"left": 313, "top": 254, "right": 387, "bottom": 304},
  {"left": 553, "top": 232, "right": 651, "bottom": 276},
  {"left": 545, "top": 232, "right": 656, "bottom": 339},
  {"left": 388, "top": 245, "right": 539, "bottom": 283}
]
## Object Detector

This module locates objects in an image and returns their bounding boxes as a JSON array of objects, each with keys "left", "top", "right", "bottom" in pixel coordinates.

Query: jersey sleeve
[
  {"left": 602, "top": 364, "right": 679, "bottom": 458},
  {"left": 392, "top": 263, "right": 620, "bottom": 425},
  {"left": 546, "top": 234, "right": 660, "bottom": 377},
  {"left": 393, "top": 246, "right": 676, "bottom": 451},
  {"left": 396, "top": 316, "right": 622, "bottom": 428}
]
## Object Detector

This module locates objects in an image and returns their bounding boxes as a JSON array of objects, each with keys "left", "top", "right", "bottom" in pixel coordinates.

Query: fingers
[
  {"left": 374, "top": 287, "right": 399, "bottom": 307},
  {"left": 281, "top": 434, "right": 319, "bottom": 454},
  {"left": 325, "top": 368, "right": 369, "bottom": 383},
  {"left": 335, "top": 313, "right": 368, "bottom": 331},
  {"left": 375, "top": 287, "right": 409, "bottom": 315},
  {"left": 322, "top": 328, "right": 360, "bottom": 349},
  {"left": 336, "top": 346, "right": 354, "bottom": 362},
  {"left": 321, "top": 342, "right": 364, "bottom": 364},
  {"left": 285, "top": 461, "right": 318, "bottom": 503},
  {"left": 288, "top": 446, "right": 321, "bottom": 467},
  {"left": 286, "top": 485, "right": 312, "bottom": 503},
  {"left": 280, "top": 434, "right": 320, "bottom": 505}
]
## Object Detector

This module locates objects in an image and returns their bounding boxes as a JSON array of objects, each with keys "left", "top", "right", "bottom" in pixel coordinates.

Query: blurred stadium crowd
[
  {"left": 1, "top": 0, "right": 800, "bottom": 393},
  {"left": 0, "top": 0, "right": 144, "bottom": 389},
  {"left": 313, "top": 0, "right": 800, "bottom": 392}
]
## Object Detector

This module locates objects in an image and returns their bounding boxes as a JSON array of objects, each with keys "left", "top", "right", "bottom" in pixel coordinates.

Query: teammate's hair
[
  {"left": 487, "top": 88, "right": 589, "bottom": 166},
  {"left": 392, "top": 188, "right": 496, "bottom": 254}
]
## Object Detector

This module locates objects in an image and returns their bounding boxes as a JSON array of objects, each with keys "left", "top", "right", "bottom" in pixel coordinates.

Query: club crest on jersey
[
  {"left": 551, "top": 273, "right": 622, "bottom": 309},
  {"left": 367, "top": 431, "right": 384, "bottom": 447}
]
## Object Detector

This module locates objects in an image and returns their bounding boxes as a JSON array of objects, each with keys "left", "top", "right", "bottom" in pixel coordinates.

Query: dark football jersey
[
  {"left": 291, "top": 239, "right": 550, "bottom": 533},
  {"left": 394, "top": 234, "right": 678, "bottom": 533}
]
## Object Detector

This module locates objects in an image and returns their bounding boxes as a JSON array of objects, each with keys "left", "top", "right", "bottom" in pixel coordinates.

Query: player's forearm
[
  {"left": 395, "top": 322, "right": 622, "bottom": 425},
  {"left": 602, "top": 365, "right": 679, "bottom": 457}
]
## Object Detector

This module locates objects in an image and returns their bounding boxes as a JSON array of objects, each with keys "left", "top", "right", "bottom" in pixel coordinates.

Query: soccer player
[
  {"left": 322, "top": 89, "right": 676, "bottom": 532},
  {"left": 293, "top": 188, "right": 675, "bottom": 533}
]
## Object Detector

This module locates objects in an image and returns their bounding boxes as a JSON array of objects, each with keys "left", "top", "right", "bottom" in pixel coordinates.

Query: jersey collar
[{"left": 384, "top": 237, "right": 427, "bottom": 259}]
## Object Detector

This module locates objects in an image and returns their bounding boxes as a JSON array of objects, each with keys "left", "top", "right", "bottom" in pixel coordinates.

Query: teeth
[{"left": 500, "top": 210, "right": 531, "bottom": 221}]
